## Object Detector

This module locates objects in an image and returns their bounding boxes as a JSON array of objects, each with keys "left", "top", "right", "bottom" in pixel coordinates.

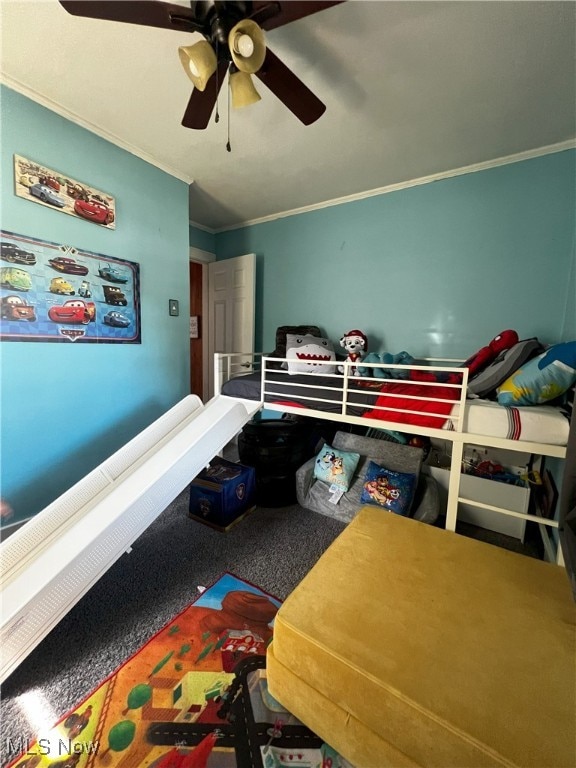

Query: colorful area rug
[{"left": 7, "top": 573, "right": 351, "bottom": 768}]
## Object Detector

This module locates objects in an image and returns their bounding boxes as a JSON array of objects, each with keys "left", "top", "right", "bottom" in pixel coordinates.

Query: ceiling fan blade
[
  {"left": 181, "top": 62, "right": 228, "bottom": 130},
  {"left": 58, "top": 1, "right": 201, "bottom": 32},
  {"left": 255, "top": 48, "right": 325, "bottom": 125},
  {"left": 251, "top": 1, "right": 344, "bottom": 32}
]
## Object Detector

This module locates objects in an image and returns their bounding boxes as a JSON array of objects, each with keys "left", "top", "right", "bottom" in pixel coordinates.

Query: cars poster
[
  {"left": 13, "top": 154, "right": 116, "bottom": 229},
  {"left": 0, "top": 230, "right": 140, "bottom": 344}
]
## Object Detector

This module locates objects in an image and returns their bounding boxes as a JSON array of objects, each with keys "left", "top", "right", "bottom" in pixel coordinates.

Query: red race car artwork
[
  {"left": 38, "top": 175, "right": 60, "bottom": 192},
  {"left": 74, "top": 198, "right": 114, "bottom": 225},
  {"left": 48, "top": 299, "right": 95, "bottom": 325},
  {"left": 48, "top": 256, "right": 89, "bottom": 276}
]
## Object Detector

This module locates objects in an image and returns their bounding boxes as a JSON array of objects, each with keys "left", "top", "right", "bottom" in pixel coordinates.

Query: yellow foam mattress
[{"left": 268, "top": 507, "right": 576, "bottom": 767}]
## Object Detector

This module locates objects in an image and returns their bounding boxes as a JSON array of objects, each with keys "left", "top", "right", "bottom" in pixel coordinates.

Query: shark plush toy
[{"left": 285, "top": 333, "right": 336, "bottom": 374}]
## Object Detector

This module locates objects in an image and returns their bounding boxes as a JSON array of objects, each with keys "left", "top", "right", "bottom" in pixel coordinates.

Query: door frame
[
  {"left": 189, "top": 248, "right": 256, "bottom": 401},
  {"left": 189, "top": 246, "right": 215, "bottom": 402},
  {"left": 207, "top": 253, "right": 256, "bottom": 398}
]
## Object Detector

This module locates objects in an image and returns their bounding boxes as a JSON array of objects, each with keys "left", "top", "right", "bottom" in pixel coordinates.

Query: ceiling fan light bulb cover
[
  {"left": 230, "top": 71, "right": 261, "bottom": 108},
  {"left": 228, "top": 19, "right": 266, "bottom": 74},
  {"left": 178, "top": 41, "right": 217, "bottom": 91},
  {"left": 236, "top": 34, "right": 254, "bottom": 58}
]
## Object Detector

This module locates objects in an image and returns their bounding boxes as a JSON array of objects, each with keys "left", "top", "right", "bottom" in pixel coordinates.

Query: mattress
[
  {"left": 221, "top": 373, "right": 570, "bottom": 446},
  {"left": 446, "top": 398, "right": 570, "bottom": 445},
  {"left": 220, "top": 372, "right": 262, "bottom": 400},
  {"left": 221, "top": 371, "right": 377, "bottom": 415}
]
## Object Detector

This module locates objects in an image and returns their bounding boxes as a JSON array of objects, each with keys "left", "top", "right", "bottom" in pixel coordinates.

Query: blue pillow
[
  {"left": 360, "top": 461, "right": 417, "bottom": 516},
  {"left": 313, "top": 444, "right": 360, "bottom": 492},
  {"left": 497, "top": 341, "right": 576, "bottom": 405}
]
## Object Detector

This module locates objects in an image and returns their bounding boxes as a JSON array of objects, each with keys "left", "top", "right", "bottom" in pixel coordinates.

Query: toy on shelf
[{"left": 464, "top": 458, "right": 527, "bottom": 487}]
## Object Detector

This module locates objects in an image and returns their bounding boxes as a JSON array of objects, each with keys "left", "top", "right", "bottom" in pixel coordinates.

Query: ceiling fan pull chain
[
  {"left": 226, "top": 71, "right": 232, "bottom": 152},
  {"left": 214, "top": 40, "right": 220, "bottom": 123}
]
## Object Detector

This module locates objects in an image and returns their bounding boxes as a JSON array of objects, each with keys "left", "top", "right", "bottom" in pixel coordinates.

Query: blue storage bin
[{"left": 189, "top": 457, "right": 256, "bottom": 531}]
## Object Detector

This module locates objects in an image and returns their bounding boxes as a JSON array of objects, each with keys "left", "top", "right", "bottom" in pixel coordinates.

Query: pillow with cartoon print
[
  {"left": 286, "top": 333, "right": 337, "bottom": 375},
  {"left": 271, "top": 325, "right": 323, "bottom": 370},
  {"left": 313, "top": 444, "right": 360, "bottom": 492},
  {"left": 360, "top": 461, "right": 418, "bottom": 516},
  {"left": 497, "top": 341, "right": 576, "bottom": 405}
]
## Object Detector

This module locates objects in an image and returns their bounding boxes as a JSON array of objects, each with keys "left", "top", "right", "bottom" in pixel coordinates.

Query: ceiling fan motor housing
[{"left": 191, "top": 0, "right": 251, "bottom": 56}]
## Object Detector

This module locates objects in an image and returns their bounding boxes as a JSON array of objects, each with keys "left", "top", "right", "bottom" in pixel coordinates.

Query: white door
[{"left": 207, "top": 253, "right": 256, "bottom": 398}]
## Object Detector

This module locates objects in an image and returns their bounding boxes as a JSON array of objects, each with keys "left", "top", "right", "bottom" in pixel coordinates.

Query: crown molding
[
  {"left": 3, "top": 77, "right": 572, "bottom": 232},
  {"left": 188, "top": 219, "right": 215, "bottom": 233},
  {"left": 216, "top": 139, "right": 576, "bottom": 233},
  {"left": 1, "top": 76, "right": 194, "bottom": 185}
]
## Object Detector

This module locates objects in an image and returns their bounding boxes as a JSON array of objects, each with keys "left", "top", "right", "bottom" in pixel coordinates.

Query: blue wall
[
  {"left": 1, "top": 87, "right": 190, "bottom": 525},
  {"left": 216, "top": 151, "right": 576, "bottom": 358},
  {"left": 561, "top": 246, "right": 575, "bottom": 341},
  {"left": 189, "top": 224, "right": 215, "bottom": 253}
]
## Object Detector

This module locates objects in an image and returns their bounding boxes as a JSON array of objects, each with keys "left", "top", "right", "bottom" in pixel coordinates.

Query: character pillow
[
  {"left": 313, "top": 444, "right": 360, "bottom": 492},
  {"left": 497, "top": 341, "right": 576, "bottom": 405},
  {"left": 360, "top": 461, "right": 417, "bottom": 516},
  {"left": 285, "top": 333, "right": 337, "bottom": 375},
  {"left": 271, "top": 325, "right": 323, "bottom": 370}
]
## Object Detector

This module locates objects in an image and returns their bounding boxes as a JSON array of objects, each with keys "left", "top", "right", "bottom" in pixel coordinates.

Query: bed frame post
[
  {"left": 213, "top": 353, "right": 221, "bottom": 397},
  {"left": 446, "top": 441, "right": 464, "bottom": 531}
]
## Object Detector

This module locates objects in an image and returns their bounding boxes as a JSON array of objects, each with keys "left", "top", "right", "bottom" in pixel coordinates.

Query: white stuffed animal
[{"left": 338, "top": 329, "right": 368, "bottom": 376}]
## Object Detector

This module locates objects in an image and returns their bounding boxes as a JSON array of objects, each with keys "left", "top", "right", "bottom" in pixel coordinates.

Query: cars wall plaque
[
  {"left": 0, "top": 230, "right": 140, "bottom": 344},
  {"left": 14, "top": 154, "right": 116, "bottom": 229}
]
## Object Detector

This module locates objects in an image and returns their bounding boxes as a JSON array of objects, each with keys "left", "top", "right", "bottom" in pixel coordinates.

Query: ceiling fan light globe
[
  {"left": 236, "top": 34, "right": 255, "bottom": 58},
  {"left": 228, "top": 19, "right": 266, "bottom": 74},
  {"left": 178, "top": 40, "right": 217, "bottom": 91},
  {"left": 229, "top": 71, "right": 261, "bottom": 108}
]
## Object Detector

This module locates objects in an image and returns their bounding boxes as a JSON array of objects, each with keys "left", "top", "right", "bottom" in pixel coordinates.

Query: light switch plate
[{"left": 169, "top": 299, "right": 179, "bottom": 317}]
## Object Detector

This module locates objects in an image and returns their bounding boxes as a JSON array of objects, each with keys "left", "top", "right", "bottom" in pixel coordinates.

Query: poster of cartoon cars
[
  {"left": 0, "top": 230, "right": 140, "bottom": 344},
  {"left": 14, "top": 154, "right": 116, "bottom": 229}
]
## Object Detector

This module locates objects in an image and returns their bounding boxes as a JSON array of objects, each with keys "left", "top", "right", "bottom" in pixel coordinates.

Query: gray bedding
[{"left": 221, "top": 371, "right": 378, "bottom": 416}]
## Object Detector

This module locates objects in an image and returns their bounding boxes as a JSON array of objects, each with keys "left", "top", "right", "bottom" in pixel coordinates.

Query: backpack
[{"left": 467, "top": 338, "right": 544, "bottom": 398}]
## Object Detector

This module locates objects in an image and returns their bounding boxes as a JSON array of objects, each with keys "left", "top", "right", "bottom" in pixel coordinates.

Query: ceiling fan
[{"left": 58, "top": 1, "right": 343, "bottom": 129}]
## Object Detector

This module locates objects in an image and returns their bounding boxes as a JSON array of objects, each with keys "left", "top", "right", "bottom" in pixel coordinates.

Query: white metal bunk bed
[
  {"left": 1, "top": 355, "right": 569, "bottom": 682},
  {"left": 215, "top": 352, "right": 570, "bottom": 564}
]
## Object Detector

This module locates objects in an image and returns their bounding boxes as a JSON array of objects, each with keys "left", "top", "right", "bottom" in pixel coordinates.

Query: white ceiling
[{"left": 1, "top": 1, "right": 575, "bottom": 231}]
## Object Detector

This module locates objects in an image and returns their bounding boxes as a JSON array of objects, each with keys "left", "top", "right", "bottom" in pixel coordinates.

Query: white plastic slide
[{"left": 0, "top": 394, "right": 260, "bottom": 683}]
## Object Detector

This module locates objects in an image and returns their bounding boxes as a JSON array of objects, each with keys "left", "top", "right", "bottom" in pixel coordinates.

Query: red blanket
[{"left": 364, "top": 372, "right": 462, "bottom": 429}]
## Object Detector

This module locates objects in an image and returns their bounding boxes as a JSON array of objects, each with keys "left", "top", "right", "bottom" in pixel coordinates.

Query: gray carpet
[{"left": 0, "top": 490, "right": 346, "bottom": 768}]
